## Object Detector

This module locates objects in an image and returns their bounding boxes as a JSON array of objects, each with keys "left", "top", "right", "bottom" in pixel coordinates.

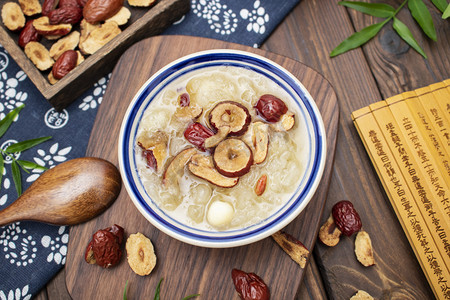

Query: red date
[
  {"left": 58, "top": 0, "right": 80, "bottom": 7},
  {"left": 184, "top": 122, "right": 214, "bottom": 151},
  {"left": 48, "top": 5, "right": 82, "bottom": 24},
  {"left": 18, "top": 20, "right": 41, "bottom": 48},
  {"left": 42, "top": 0, "right": 59, "bottom": 15},
  {"left": 254, "top": 94, "right": 288, "bottom": 123},
  {"left": 231, "top": 269, "right": 270, "bottom": 300},
  {"left": 84, "top": 224, "right": 124, "bottom": 268},
  {"left": 179, "top": 92, "right": 190, "bottom": 107},
  {"left": 142, "top": 149, "right": 157, "bottom": 170},
  {"left": 52, "top": 50, "right": 78, "bottom": 79},
  {"left": 332, "top": 200, "right": 362, "bottom": 236}
]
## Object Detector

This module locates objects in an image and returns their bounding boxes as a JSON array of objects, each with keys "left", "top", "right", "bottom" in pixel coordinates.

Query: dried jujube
[{"left": 332, "top": 200, "right": 362, "bottom": 236}]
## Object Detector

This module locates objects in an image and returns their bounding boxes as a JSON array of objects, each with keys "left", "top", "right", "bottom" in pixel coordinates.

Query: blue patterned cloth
[{"left": 0, "top": 0, "right": 298, "bottom": 298}]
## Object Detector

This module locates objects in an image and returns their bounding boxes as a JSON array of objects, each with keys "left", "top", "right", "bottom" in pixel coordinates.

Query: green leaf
[
  {"left": 330, "top": 21, "right": 387, "bottom": 57},
  {"left": 182, "top": 294, "right": 200, "bottom": 300},
  {"left": 339, "top": 1, "right": 395, "bottom": 18},
  {"left": 11, "top": 160, "right": 22, "bottom": 196},
  {"left": 431, "top": 0, "right": 448, "bottom": 13},
  {"left": 6, "top": 136, "right": 51, "bottom": 153},
  {"left": 0, "top": 104, "right": 24, "bottom": 139},
  {"left": 123, "top": 280, "right": 128, "bottom": 300},
  {"left": 16, "top": 160, "right": 47, "bottom": 171},
  {"left": 393, "top": 17, "right": 428, "bottom": 58},
  {"left": 0, "top": 154, "right": 4, "bottom": 191},
  {"left": 408, "top": 0, "right": 437, "bottom": 41},
  {"left": 154, "top": 278, "right": 163, "bottom": 300},
  {"left": 443, "top": 3, "right": 450, "bottom": 19}
]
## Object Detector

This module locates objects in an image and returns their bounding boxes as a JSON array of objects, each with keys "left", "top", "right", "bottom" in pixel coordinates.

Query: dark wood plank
[
  {"left": 0, "top": 0, "right": 190, "bottom": 110},
  {"left": 263, "top": 0, "right": 448, "bottom": 299},
  {"left": 64, "top": 35, "right": 338, "bottom": 299}
]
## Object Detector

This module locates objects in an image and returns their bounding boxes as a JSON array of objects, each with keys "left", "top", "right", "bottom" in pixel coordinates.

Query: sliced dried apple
[
  {"left": 1, "top": 2, "right": 26, "bottom": 31},
  {"left": 24, "top": 41, "right": 54, "bottom": 71},
  {"left": 162, "top": 147, "right": 197, "bottom": 188},
  {"left": 33, "top": 16, "right": 72, "bottom": 37},
  {"left": 79, "top": 18, "right": 99, "bottom": 43},
  {"left": 209, "top": 101, "right": 251, "bottom": 136},
  {"left": 49, "top": 31, "right": 80, "bottom": 60},
  {"left": 79, "top": 21, "right": 120, "bottom": 55},
  {"left": 188, "top": 154, "right": 238, "bottom": 188},
  {"left": 213, "top": 138, "right": 253, "bottom": 177}
]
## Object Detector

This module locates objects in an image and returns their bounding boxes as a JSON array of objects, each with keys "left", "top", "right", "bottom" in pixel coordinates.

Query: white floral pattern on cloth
[
  {"left": 79, "top": 74, "right": 111, "bottom": 111},
  {"left": 0, "top": 285, "right": 32, "bottom": 300},
  {"left": 0, "top": 69, "right": 28, "bottom": 119},
  {"left": 41, "top": 226, "right": 69, "bottom": 265},
  {"left": 240, "top": 1, "right": 269, "bottom": 34},
  {"left": 26, "top": 142, "right": 72, "bottom": 183},
  {"left": 192, "top": 0, "right": 238, "bottom": 35},
  {"left": 0, "top": 223, "right": 37, "bottom": 267}
]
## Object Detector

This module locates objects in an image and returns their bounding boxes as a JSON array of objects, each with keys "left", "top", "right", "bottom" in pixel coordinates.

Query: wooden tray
[
  {"left": 0, "top": 0, "right": 189, "bottom": 110},
  {"left": 65, "top": 35, "right": 339, "bottom": 299}
]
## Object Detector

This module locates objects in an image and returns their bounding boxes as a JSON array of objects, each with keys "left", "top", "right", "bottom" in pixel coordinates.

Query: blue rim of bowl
[{"left": 118, "top": 49, "right": 326, "bottom": 248}]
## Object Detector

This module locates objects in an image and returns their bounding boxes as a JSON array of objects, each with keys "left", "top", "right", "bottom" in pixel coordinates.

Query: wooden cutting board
[{"left": 65, "top": 35, "right": 338, "bottom": 299}]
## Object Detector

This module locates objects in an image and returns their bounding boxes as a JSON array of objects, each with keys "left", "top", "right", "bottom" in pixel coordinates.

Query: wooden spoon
[{"left": 0, "top": 157, "right": 121, "bottom": 226}]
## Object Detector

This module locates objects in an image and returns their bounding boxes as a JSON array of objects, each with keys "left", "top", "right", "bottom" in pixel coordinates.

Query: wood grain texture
[
  {"left": 262, "top": 0, "right": 448, "bottom": 299},
  {"left": 0, "top": 0, "right": 190, "bottom": 110},
  {"left": 0, "top": 157, "right": 121, "bottom": 226},
  {"left": 64, "top": 35, "right": 338, "bottom": 299}
]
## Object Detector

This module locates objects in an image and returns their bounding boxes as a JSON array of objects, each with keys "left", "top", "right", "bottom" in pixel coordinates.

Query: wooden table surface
[{"left": 35, "top": 0, "right": 449, "bottom": 299}]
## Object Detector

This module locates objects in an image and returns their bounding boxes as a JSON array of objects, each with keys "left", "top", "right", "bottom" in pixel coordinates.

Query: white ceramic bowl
[{"left": 118, "top": 49, "right": 326, "bottom": 248}]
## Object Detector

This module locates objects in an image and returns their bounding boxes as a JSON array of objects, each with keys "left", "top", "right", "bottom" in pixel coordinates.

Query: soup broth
[{"left": 135, "top": 65, "right": 308, "bottom": 231}]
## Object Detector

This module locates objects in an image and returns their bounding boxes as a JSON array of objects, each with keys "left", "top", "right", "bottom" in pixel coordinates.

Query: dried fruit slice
[
  {"left": 173, "top": 106, "right": 203, "bottom": 123},
  {"left": 204, "top": 125, "right": 230, "bottom": 149},
  {"left": 332, "top": 200, "right": 362, "bottom": 236},
  {"left": 188, "top": 153, "right": 238, "bottom": 188},
  {"left": 162, "top": 147, "right": 197, "bottom": 188},
  {"left": 354, "top": 230, "right": 375, "bottom": 267},
  {"left": 33, "top": 16, "right": 72, "bottom": 37},
  {"left": 271, "top": 231, "right": 309, "bottom": 268},
  {"left": 242, "top": 121, "right": 269, "bottom": 164},
  {"left": 18, "top": 0, "right": 42, "bottom": 16},
  {"left": 350, "top": 290, "right": 374, "bottom": 300},
  {"left": 128, "top": 0, "right": 155, "bottom": 7},
  {"left": 78, "top": 21, "right": 120, "bottom": 55},
  {"left": 137, "top": 130, "right": 168, "bottom": 173},
  {"left": 126, "top": 232, "right": 156, "bottom": 276},
  {"left": 24, "top": 41, "right": 54, "bottom": 71},
  {"left": 270, "top": 111, "right": 295, "bottom": 132},
  {"left": 209, "top": 101, "right": 251, "bottom": 136},
  {"left": 48, "top": 71, "right": 58, "bottom": 84},
  {"left": 213, "top": 138, "right": 253, "bottom": 177},
  {"left": 49, "top": 31, "right": 80, "bottom": 60},
  {"left": 318, "top": 214, "right": 342, "bottom": 247},
  {"left": 105, "top": 6, "right": 130, "bottom": 26},
  {"left": 79, "top": 18, "right": 99, "bottom": 43},
  {"left": 1, "top": 2, "right": 26, "bottom": 31}
]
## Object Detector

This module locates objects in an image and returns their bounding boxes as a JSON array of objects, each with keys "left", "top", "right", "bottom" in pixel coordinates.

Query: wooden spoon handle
[{"left": 0, "top": 157, "right": 121, "bottom": 226}]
